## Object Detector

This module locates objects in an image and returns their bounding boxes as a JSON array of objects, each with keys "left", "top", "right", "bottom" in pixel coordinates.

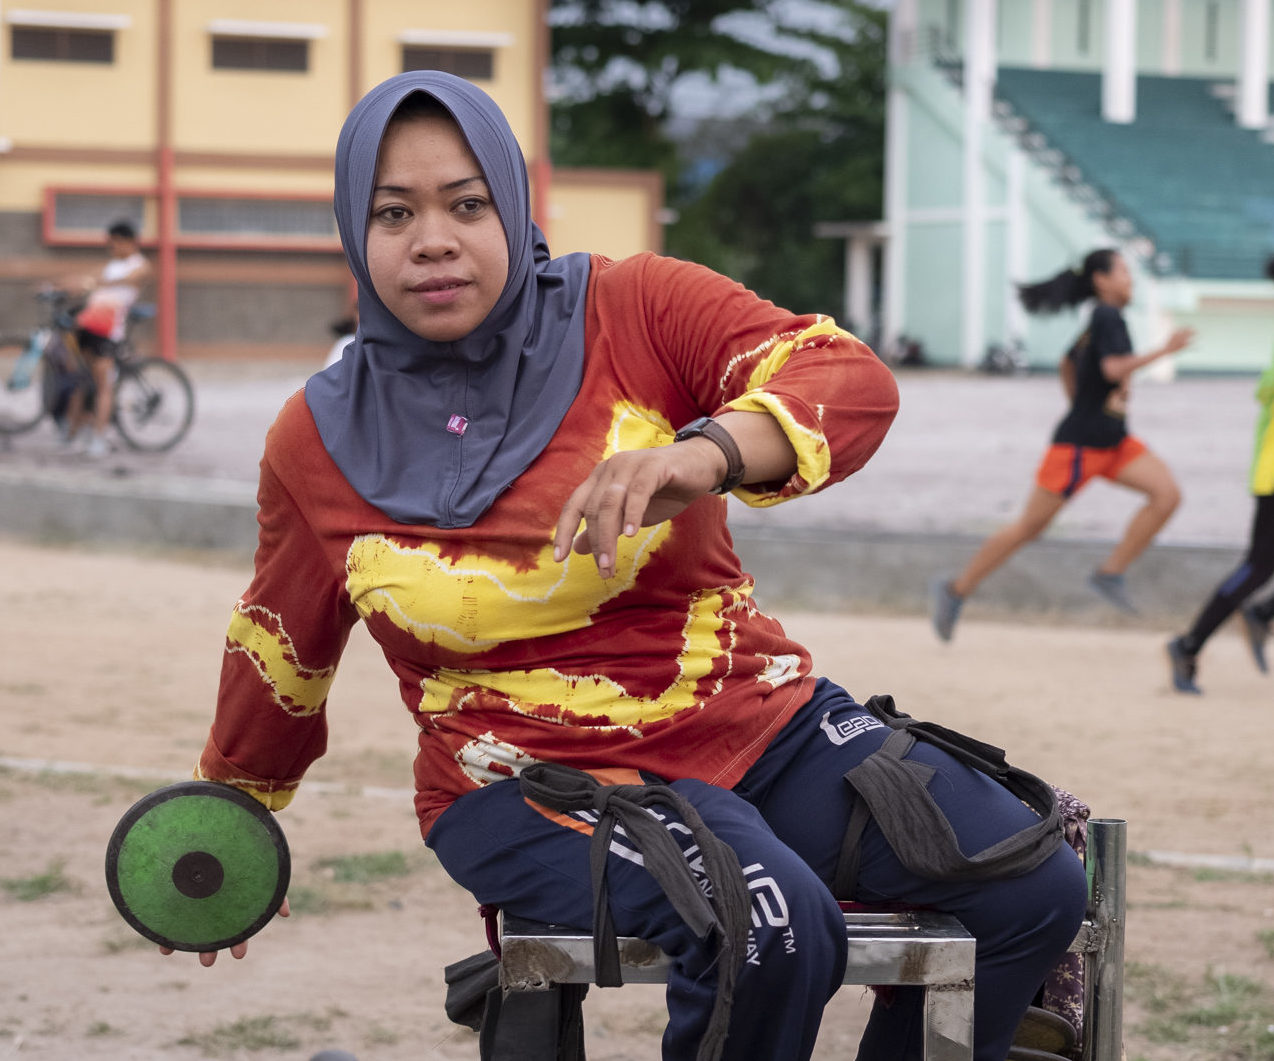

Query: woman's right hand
[
  {"left": 553, "top": 442, "right": 726, "bottom": 579},
  {"left": 157, "top": 896, "right": 289, "bottom": 966}
]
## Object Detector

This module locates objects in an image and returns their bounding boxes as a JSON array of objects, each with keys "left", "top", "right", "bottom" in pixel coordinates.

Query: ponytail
[{"left": 1017, "top": 248, "right": 1117, "bottom": 316}]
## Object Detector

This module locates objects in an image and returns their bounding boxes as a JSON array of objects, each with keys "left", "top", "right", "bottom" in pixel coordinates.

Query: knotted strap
[
  {"left": 518, "top": 762, "right": 750, "bottom": 1061},
  {"left": 834, "top": 694, "right": 1064, "bottom": 898}
]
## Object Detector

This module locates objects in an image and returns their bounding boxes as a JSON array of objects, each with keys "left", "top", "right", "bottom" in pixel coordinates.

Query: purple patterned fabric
[{"left": 1039, "top": 786, "right": 1090, "bottom": 1048}]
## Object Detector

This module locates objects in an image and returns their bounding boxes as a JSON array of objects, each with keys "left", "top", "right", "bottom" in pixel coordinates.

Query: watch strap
[{"left": 674, "top": 417, "right": 746, "bottom": 495}]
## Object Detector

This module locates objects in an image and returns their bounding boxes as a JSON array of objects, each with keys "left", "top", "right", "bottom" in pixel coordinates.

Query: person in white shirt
[{"left": 64, "top": 220, "right": 152, "bottom": 457}]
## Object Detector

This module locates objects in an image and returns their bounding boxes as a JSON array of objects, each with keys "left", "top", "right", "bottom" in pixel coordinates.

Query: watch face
[{"left": 676, "top": 416, "right": 713, "bottom": 440}]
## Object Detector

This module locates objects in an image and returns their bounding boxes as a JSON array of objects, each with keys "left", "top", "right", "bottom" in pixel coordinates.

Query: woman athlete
[
  {"left": 162, "top": 71, "right": 1087, "bottom": 1061},
  {"left": 932, "top": 248, "right": 1193, "bottom": 641}
]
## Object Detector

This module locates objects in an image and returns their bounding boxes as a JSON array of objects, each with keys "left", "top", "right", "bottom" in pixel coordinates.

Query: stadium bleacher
[{"left": 993, "top": 67, "right": 1274, "bottom": 279}]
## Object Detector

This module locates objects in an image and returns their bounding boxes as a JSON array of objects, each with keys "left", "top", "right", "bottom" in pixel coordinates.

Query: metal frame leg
[
  {"left": 924, "top": 981, "right": 976, "bottom": 1061},
  {"left": 1082, "top": 818, "right": 1127, "bottom": 1061}
]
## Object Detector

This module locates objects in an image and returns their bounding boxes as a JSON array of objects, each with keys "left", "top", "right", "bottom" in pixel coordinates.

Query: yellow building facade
[{"left": 0, "top": 0, "right": 662, "bottom": 359}]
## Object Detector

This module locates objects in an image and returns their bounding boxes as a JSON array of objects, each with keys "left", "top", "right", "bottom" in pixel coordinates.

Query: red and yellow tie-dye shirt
[{"left": 198, "top": 252, "right": 899, "bottom": 838}]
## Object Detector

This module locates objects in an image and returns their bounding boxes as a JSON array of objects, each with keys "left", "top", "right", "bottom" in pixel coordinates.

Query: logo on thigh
[
  {"left": 819, "top": 710, "right": 884, "bottom": 746},
  {"left": 741, "top": 863, "right": 797, "bottom": 964}
]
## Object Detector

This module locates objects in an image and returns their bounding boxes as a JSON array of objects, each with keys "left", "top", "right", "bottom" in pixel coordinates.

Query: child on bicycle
[{"left": 63, "top": 219, "right": 151, "bottom": 457}]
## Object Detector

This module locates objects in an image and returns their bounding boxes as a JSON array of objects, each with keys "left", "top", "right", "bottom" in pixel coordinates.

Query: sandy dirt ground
[{"left": 2, "top": 536, "right": 1273, "bottom": 1061}]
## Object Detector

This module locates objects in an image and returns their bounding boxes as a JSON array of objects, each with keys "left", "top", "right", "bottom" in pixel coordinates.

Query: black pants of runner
[
  {"left": 1183, "top": 494, "right": 1274, "bottom": 651},
  {"left": 427, "top": 679, "right": 1087, "bottom": 1061}
]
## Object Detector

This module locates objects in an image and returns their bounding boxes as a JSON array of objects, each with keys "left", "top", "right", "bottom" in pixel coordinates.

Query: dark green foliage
[{"left": 549, "top": 1, "right": 888, "bottom": 318}]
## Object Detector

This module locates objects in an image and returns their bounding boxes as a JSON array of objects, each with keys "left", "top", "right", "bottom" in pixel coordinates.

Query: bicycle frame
[
  {"left": 1, "top": 288, "right": 183, "bottom": 447},
  {"left": 7, "top": 327, "right": 53, "bottom": 390}
]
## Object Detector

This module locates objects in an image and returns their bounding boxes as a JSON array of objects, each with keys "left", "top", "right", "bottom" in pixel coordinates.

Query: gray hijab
[{"left": 305, "top": 71, "right": 590, "bottom": 527}]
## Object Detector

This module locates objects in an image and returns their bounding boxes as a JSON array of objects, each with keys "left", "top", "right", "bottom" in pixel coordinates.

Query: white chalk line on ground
[{"left": 3, "top": 754, "right": 1272, "bottom": 873}]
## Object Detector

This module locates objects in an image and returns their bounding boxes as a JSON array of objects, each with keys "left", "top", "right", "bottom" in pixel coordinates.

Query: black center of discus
[{"left": 171, "top": 851, "right": 225, "bottom": 899}]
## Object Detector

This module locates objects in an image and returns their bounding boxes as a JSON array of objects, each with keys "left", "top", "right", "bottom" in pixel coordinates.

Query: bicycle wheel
[
  {"left": 113, "top": 357, "right": 195, "bottom": 451},
  {"left": 0, "top": 337, "right": 49, "bottom": 434}
]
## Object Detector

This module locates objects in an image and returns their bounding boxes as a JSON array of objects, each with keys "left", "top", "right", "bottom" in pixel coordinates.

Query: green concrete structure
[{"left": 822, "top": 0, "right": 1274, "bottom": 373}]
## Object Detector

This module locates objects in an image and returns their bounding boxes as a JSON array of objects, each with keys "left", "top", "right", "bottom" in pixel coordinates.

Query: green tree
[
  {"left": 669, "top": 4, "right": 887, "bottom": 319},
  {"left": 549, "top": 1, "right": 888, "bottom": 320},
  {"left": 549, "top": 1, "right": 825, "bottom": 177}
]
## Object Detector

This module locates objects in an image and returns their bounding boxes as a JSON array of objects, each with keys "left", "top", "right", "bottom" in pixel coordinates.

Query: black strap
[
  {"left": 833, "top": 694, "right": 1064, "bottom": 898},
  {"left": 478, "top": 981, "right": 589, "bottom": 1061},
  {"left": 832, "top": 785, "right": 875, "bottom": 902},
  {"left": 518, "top": 762, "right": 749, "bottom": 1061},
  {"left": 444, "top": 950, "right": 500, "bottom": 1031}
]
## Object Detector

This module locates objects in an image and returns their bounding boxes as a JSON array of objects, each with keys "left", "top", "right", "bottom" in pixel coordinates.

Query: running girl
[{"left": 932, "top": 248, "right": 1193, "bottom": 640}]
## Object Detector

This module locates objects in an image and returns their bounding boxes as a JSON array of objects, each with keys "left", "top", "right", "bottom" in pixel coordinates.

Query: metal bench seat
[
  {"left": 502, "top": 907, "right": 977, "bottom": 1060},
  {"left": 495, "top": 818, "right": 1127, "bottom": 1061}
]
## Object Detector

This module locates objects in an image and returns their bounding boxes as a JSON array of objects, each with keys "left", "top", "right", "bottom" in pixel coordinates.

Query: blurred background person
[
  {"left": 63, "top": 219, "right": 151, "bottom": 457},
  {"left": 324, "top": 303, "right": 358, "bottom": 369},
  {"left": 1166, "top": 255, "right": 1274, "bottom": 693},
  {"left": 932, "top": 248, "right": 1193, "bottom": 641}
]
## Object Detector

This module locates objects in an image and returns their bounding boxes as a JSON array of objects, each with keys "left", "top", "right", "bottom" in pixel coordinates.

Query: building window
[
  {"left": 397, "top": 30, "right": 511, "bottom": 79},
  {"left": 44, "top": 188, "right": 341, "bottom": 251},
  {"left": 402, "top": 45, "right": 495, "bottom": 80},
  {"left": 52, "top": 192, "right": 146, "bottom": 236},
  {"left": 212, "top": 36, "right": 308, "bottom": 72},
  {"left": 179, "top": 197, "right": 336, "bottom": 242},
  {"left": 11, "top": 25, "right": 113, "bottom": 62}
]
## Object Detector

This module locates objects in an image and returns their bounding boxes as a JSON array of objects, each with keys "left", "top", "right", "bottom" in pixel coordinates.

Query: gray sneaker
[
  {"left": 1088, "top": 570, "right": 1138, "bottom": 614},
  {"left": 1166, "top": 637, "right": 1202, "bottom": 694},
  {"left": 930, "top": 578, "right": 964, "bottom": 642},
  {"left": 1240, "top": 604, "right": 1270, "bottom": 674}
]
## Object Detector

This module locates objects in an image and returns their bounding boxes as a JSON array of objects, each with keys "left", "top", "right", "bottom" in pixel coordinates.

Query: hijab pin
[{"left": 446, "top": 414, "right": 469, "bottom": 436}]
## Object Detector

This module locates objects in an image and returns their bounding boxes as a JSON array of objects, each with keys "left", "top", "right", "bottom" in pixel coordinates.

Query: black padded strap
[
  {"left": 832, "top": 789, "right": 875, "bottom": 900},
  {"left": 478, "top": 982, "right": 588, "bottom": 1061},
  {"left": 588, "top": 812, "right": 624, "bottom": 987},
  {"left": 832, "top": 695, "right": 1064, "bottom": 898},
  {"left": 518, "top": 762, "right": 750, "bottom": 1061}
]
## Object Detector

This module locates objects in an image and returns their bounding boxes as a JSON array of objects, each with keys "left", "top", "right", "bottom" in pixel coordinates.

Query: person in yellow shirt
[{"left": 1166, "top": 255, "right": 1274, "bottom": 693}]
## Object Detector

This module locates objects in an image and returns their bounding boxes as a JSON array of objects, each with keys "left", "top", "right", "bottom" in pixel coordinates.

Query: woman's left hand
[
  {"left": 553, "top": 438, "right": 728, "bottom": 579},
  {"left": 157, "top": 896, "right": 290, "bottom": 967}
]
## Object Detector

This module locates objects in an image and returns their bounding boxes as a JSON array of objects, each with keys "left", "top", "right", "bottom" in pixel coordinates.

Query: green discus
[{"left": 105, "top": 780, "right": 290, "bottom": 952}]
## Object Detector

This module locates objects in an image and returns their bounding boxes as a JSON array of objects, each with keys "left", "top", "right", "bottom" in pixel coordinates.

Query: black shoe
[
  {"left": 1240, "top": 604, "right": 1270, "bottom": 675},
  {"left": 1166, "top": 637, "right": 1201, "bottom": 694}
]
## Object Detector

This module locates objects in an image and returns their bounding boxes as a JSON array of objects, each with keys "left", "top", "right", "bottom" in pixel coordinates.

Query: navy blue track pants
[
  {"left": 1184, "top": 493, "right": 1274, "bottom": 647},
  {"left": 427, "top": 679, "right": 1088, "bottom": 1061}
]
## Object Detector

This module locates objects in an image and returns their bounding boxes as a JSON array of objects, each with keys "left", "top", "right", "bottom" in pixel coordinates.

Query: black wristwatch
[{"left": 674, "top": 416, "right": 746, "bottom": 495}]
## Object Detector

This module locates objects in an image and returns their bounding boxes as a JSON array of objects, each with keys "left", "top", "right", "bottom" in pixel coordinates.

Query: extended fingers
[
  {"left": 575, "top": 481, "right": 632, "bottom": 578},
  {"left": 196, "top": 941, "right": 248, "bottom": 966},
  {"left": 553, "top": 478, "right": 594, "bottom": 563},
  {"left": 553, "top": 456, "right": 662, "bottom": 578},
  {"left": 158, "top": 910, "right": 274, "bottom": 965}
]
